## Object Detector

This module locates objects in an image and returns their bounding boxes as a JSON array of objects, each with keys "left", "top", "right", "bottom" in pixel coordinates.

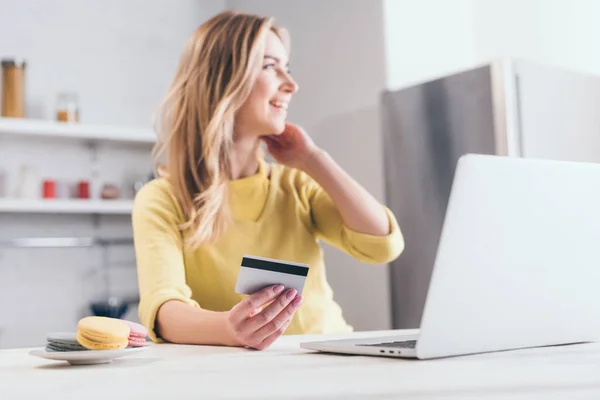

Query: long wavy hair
[{"left": 152, "top": 10, "right": 289, "bottom": 249}]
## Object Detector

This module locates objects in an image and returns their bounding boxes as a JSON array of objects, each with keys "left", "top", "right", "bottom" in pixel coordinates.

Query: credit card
[{"left": 235, "top": 255, "right": 309, "bottom": 295}]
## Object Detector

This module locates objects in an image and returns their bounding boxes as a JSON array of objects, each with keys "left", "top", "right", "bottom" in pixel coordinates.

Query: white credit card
[{"left": 235, "top": 255, "right": 309, "bottom": 295}]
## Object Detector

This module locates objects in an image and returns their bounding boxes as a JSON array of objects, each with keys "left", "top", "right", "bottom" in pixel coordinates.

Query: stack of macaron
[{"left": 44, "top": 317, "right": 148, "bottom": 352}]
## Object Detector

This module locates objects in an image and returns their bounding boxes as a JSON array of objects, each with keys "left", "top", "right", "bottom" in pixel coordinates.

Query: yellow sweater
[{"left": 132, "top": 159, "right": 404, "bottom": 342}]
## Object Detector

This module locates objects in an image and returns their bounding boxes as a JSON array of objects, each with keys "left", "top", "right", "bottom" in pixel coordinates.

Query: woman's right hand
[{"left": 225, "top": 285, "right": 303, "bottom": 350}]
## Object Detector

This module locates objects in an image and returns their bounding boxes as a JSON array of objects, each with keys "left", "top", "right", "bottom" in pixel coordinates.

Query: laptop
[{"left": 301, "top": 154, "right": 600, "bottom": 359}]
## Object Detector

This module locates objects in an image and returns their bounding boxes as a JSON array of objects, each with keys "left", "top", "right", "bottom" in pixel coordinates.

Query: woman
[{"left": 132, "top": 10, "right": 404, "bottom": 350}]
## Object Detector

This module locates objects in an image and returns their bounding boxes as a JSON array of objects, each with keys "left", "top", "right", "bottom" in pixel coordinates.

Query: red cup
[
  {"left": 77, "top": 181, "right": 90, "bottom": 199},
  {"left": 43, "top": 180, "right": 56, "bottom": 199}
]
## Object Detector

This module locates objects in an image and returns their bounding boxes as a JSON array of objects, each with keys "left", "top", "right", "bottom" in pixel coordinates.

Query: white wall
[
  {"left": 383, "top": 0, "right": 476, "bottom": 91},
  {"left": 383, "top": 0, "right": 600, "bottom": 92},
  {"left": 227, "top": 0, "right": 394, "bottom": 331},
  {"left": 0, "top": 0, "right": 226, "bottom": 348},
  {"left": 474, "top": 0, "right": 600, "bottom": 77}
]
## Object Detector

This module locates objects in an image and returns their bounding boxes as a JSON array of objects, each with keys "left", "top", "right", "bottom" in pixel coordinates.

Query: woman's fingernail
[
  {"left": 293, "top": 296, "right": 303, "bottom": 307},
  {"left": 273, "top": 285, "right": 285, "bottom": 294},
  {"left": 286, "top": 289, "right": 297, "bottom": 300}
]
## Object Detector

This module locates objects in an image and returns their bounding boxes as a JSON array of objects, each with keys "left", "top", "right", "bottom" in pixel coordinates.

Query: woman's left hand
[{"left": 261, "top": 122, "right": 320, "bottom": 170}]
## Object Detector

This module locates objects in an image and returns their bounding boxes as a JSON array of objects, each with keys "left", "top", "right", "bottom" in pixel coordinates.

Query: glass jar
[
  {"left": 1, "top": 58, "right": 26, "bottom": 118},
  {"left": 56, "top": 92, "right": 79, "bottom": 122}
]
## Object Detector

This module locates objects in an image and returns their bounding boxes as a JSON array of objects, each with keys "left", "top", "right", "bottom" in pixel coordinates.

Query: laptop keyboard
[{"left": 358, "top": 340, "right": 417, "bottom": 349}]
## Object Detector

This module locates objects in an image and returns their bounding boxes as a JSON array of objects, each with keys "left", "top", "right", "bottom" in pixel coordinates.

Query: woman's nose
[{"left": 282, "top": 75, "right": 299, "bottom": 94}]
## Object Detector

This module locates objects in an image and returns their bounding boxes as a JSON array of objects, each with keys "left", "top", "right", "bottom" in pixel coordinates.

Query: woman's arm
[
  {"left": 133, "top": 180, "right": 230, "bottom": 345},
  {"left": 262, "top": 122, "right": 404, "bottom": 264},
  {"left": 133, "top": 180, "right": 301, "bottom": 349},
  {"left": 299, "top": 149, "right": 390, "bottom": 236},
  {"left": 154, "top": 301, "right": 233, "bottom": 345},
  {"left": 263, "top": 122, "right": 392, "bottom": 235},
  {"left": 155, "top": 289, "right": 299, "bottom": 349}
]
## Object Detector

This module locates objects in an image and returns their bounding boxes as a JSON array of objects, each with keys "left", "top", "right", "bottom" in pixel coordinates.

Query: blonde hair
[{"left": 152, "top": 10, "right": 289, "bottom": 249}]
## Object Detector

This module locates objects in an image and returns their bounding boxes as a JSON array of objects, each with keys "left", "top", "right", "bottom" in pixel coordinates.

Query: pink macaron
[{"left": 120, "top": 319, "right": 148, "bottom": 347}]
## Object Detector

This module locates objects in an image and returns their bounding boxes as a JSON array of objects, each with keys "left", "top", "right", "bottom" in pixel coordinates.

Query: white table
[{"left": 2, "top": 329, "right": 600, "bottom": 399}]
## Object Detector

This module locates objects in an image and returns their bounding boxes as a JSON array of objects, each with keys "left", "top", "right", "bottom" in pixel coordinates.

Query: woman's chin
[
  {"left": 272, "top": 122, "right": 286, "bottom": 134},
  {"left": 262, "top": 127, "right": 285, "bottom": 137},
  {"left": 257, "top": 121, "right": 286, "bottom": 138}
]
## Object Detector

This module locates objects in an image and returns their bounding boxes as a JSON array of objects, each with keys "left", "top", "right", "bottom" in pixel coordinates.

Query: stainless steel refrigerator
[{"left": 381, "top": 58, "right": 600, "bottom": 329}]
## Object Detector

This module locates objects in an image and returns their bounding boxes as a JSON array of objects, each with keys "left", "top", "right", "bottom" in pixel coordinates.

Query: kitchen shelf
[
  {"left": 0, "top": 199, "right": 134, "bottom": 214},
  {"left": 0, "top": 236, "right": 133, "bottom": 248},
  {"left": 0, "top": 117, "right": 156, "bottom": 145}
]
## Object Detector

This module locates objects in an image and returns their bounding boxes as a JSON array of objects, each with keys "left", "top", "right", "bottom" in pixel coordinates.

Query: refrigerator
[{"left": 381, "top": 58, "right": 600, "bottom": 329}]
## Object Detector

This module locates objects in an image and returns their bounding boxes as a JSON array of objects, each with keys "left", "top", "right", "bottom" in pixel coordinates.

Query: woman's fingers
[
  {"left": 229, "top": 285, "right": 284, "bottom": 325},
  {"left": 253, "top": 318, "right": 294, "bottom": 350},
  {"left": 249, "top": 294, "right": 302, "bottom": 346},
  {"left": 240, "top": 289, "right": 297, "bottom": 333},
  {"left": 226, "top": 286, "right": 303, "bottom": 350}
]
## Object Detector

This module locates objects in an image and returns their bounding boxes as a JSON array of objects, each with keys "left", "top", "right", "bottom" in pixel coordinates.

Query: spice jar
[
  {"left": 56, "top": 92, "right": 79, "bottom": 122},
  {"left": 100, "top": 183, "right": 119, "bottom": 199},
  {"left": 1, "top": 58, "right": 26, "bottom": 118}
]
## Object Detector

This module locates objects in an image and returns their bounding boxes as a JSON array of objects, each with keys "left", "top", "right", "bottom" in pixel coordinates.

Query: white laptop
[{"left": 301, "top": 154, "right": 600, "bottom": 359}]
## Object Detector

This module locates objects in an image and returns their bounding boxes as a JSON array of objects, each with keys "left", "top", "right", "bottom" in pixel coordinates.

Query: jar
[
  {"left": 1, "top": 58, "right": 26, "bottom": 118},
  {"left": 15, "top": 165, "right": 38, "bottom": 199},
  {"left": 42, "top": 179, "right": 56, "bottom": 199},
  {"left": 56, "top": 92, "right": 79, "bottom": 122}
]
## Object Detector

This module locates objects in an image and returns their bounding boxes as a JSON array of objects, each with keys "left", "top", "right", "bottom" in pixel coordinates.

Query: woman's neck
[{"left": 230, "top": 137, "right": 261, "bottom": 180}]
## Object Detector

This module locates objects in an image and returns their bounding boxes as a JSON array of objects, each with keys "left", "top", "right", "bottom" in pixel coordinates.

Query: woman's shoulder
[
  {"left": 135, "top": 177, "right": 175, "bottom": 199},
  {"left": 133, "top": 177, "right": 182, "bottom": 215}
]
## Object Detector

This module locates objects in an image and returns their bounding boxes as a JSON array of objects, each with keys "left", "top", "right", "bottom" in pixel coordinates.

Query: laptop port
[{"left": 380, "top": 350, "right": 385, "bottom": 353}]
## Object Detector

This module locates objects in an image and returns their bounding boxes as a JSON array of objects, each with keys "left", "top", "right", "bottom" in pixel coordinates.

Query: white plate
[{"left": 29, "top": 346, "right": 150, "bottom": 365}]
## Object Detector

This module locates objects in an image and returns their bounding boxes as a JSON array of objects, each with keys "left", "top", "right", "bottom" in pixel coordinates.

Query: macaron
[
  {"left": 120, "top": 320, "right": 148, "bottom": 347},
  {"left": 76, "top": 316, "right": 130, "bottom": 350},
  {"left": 45, "top": 332, "right": 88, "bottom": 352}
]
